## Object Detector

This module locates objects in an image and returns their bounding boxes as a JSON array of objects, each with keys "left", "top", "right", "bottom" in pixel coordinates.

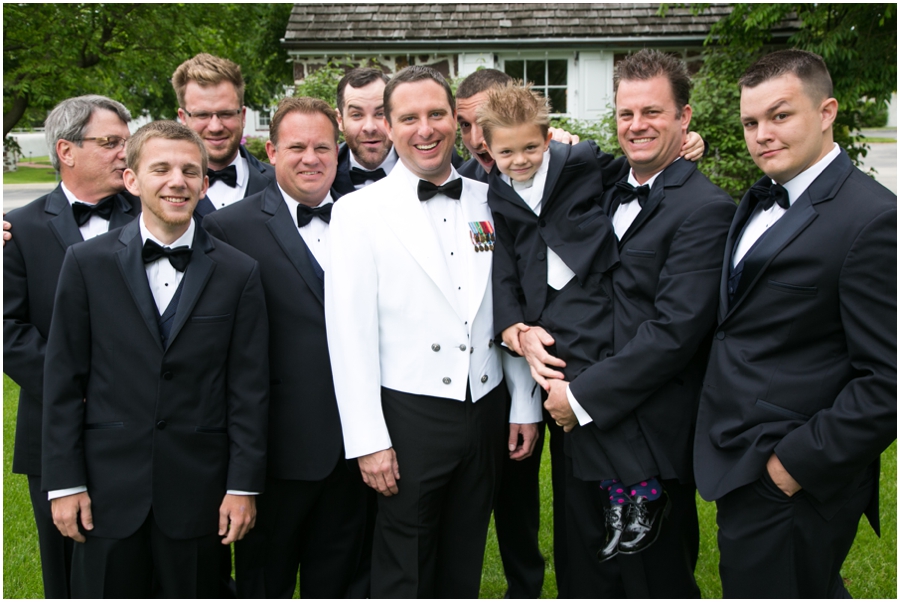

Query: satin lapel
[
  {"left": 166, "top": 227, "right": 216, "bottom": 350},
  {"left": 461, "top": 187, "right": 494, "bottom": 326},
  {"left": 194, "top": 196, "right": 216, "bottom": 220},
  {"left": 263, "top": 189, "right": 325, "bottom": 306},
  {"left": 540, "top": 142, "right": 568, "bottom": 213},
  {"left": 241, "top": 145, "right": 273, "bottom": 196},
  {"left": 727, "top": 193, "right": 818, "bottom": 316},
  {"left": 617, "top": 181, "right": 663, "bottom": 247},
  {"left": 44, "top": 187, "right": 84, "bottom": 250},
  {"left": 718, "top": 189, "right": 757, "bottom": 323},
  {"left": 488, "top": 168, "right": 532, "bottom": 213},
  {"left": 114, "top": 221, "right": 163, "bottom": 352},
  {"left": 109, "top": 192, "right": 138, "bottom": 229}
]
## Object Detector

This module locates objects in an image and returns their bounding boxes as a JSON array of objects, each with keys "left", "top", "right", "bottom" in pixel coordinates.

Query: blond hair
[
  {"left": 476, "top": 82, "right": 551, "bottom": 147},
  {"left": 172, "top": 53, "right": 245, "bottom": 108}
]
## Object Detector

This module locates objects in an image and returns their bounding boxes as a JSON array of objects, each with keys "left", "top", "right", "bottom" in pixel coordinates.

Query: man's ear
[
  {"left": 57, "top": 139, "right": 76, "bottom": 169},
  {"left": 819, "top": 97, "right": 838, "bottom": 133},
  {"left": 123, "top": 168, "right": 140, "bottom": 197}
]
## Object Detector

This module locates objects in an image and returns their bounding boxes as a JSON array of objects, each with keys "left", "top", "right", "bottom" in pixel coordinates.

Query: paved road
[{"left": 4, "top": 183, "right": 58, "bottom": 212}]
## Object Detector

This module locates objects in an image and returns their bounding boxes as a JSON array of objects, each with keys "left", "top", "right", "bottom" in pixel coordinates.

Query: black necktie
[
  {"left": 418, "top": 178, "right": 463, "bottom": 201},
  {"left": 207, "top": 165, "right": 238, "bottom": 187},
  {"left": 142, "top": 239, "right": 192, "bottom": 272},
  {"left": 72, "top": 196, "right": 115, "bottom": 226},
  {"left": 296, "top": 203, "right": 333, "bottom": 228},
  {"left": 349, "top": 166, "right": 387, "bottom": 185},
  {"left": 749, "top": 182, "right": 790, "bottom": 211},
  {"left": 614, "top": 181, "right": 651, "bottom": 208}
]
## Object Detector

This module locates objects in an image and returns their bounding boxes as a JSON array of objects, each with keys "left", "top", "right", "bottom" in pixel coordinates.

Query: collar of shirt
[
  {"left": 278, "top": 183, "right": 334, "bottom": 230},
  {"left": 349, "top": 146, "right": 398, "bottom": 177},
  {"left": 139, "top": 212, "right": 195, "bottom": 250},
  {"left": 501, "top": 148, "right": 551, "bottom": 214},
  {"left": 61, "top": 181, "right": 113, "bottom": 240},
  {"left": 207, "top": 153, "right": 249, "bottom": 208},
  {"left": 61, "top": 181, "right": 89, "bottom": 207},
  {"left": 778, "top": 142, "right": 841, "bottom": 206}
]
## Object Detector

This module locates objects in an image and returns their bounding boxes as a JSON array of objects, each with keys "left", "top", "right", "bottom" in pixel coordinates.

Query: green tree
[
  {"left": 681, "top": 3, "right": 896, "bottom": 199},
  {"left": 3, "top": 3, "right": 294, "bottom": 136}
]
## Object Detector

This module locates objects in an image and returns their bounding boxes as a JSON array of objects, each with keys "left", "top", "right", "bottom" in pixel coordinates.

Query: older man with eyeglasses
[
  {"left": 4, "top": 94, "right": 143, "bottom": 599},
  {"left": 173, "top": 53, "right": 274, "bottom": 219}
]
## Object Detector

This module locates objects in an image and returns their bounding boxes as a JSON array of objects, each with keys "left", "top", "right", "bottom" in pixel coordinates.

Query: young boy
[{"left": 478, "top": 83, "right": 702, "bottom": 560}]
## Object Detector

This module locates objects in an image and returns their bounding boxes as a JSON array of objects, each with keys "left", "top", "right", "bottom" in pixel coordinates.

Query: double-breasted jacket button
[
  {"left": 488, "top": 340, "right": 494, "bottom": 348},
  {"left": 481, "top": 375, "right": 489, "bottom": 383},
  {"left": 162, "top": 372, "right": 173, "bottom": 381},
  {"left": 459, "top": 344, "right": 467, "bottom": 351},
  {"left": 716, "top": 331, "right": 725, "bottom": 340},
  {"left": 156, "top": 420, "right": 167, "bottom": 430},
  {"left": 442, "top": 377, "right": 451, "bottom": 385},
  {"left": 432, "top": 343, "right": 441, "bottom": 352}
]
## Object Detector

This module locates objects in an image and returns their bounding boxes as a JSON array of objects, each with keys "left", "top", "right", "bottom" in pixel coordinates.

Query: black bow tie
[
  {"left": 142, "top": 239, "right": 192, "bottom": 272},
  {"left": 349, "top": 166, "right": 387, "bottom": 185},
  {"left": 749, "top": 182, "right": 790, "bottom": 211},
  {"left": 614, "top": 181, "right": 651, "bottom": 208},
  {"left": 417, "top": 178, "right": 463, "bottom": 201},
  {"left": 72, "top": 196, "right": 115, "bottom": 226},
  {"left": 296, "top": 202, "right": 333, "bottom": 228},
  {"left": 207, "top": 165, "right": 238, "bottom": 188}
]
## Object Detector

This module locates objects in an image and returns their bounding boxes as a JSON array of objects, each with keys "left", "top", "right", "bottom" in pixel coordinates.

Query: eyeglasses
[
  {"left": 73, "top": 136, "right": 127, "bottom": 150},
  {"left": 182, "top": 109, "right": 242, "bottom": 122}
]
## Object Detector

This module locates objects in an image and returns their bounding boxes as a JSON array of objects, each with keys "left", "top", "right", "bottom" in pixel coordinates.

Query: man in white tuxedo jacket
[{"left": 326, "top": 65, "right": 541, "bottom": 598}]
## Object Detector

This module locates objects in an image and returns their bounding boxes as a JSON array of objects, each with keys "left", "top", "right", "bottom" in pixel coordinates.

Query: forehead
[
  {"left": 278, "top": 111, "right": 335, "bottom": 142},
  {"left": 344, "top": 79, "right": 386, "bottom": 106},
  {"left": 615, "top": 75, "right": 676, "bottom": 108},
  {"left": 740, "top": 73, "right": 807, "bottom": 113},
  {"left": 456, "top": 92, "right": 487, "bottom": 120},
  {"left": 491, "top": 122, "right": 546, "bottom": 144},
  {"left": 390, "top": 80, "right": 451, "bottom": 114},
  {"left": 84, "top": 108, "right": 129, "bottom": 134},
  {"left": 139, "top": 137, "right": 203, "bottom": 166},
  {"left": 182, "top": 80, "right": 240, "bottom": 108}
]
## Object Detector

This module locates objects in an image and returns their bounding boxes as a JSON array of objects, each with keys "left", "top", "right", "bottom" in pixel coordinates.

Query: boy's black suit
[
  {"left": 203, "top": 181, "right": 366, "bottom": 598},
  {"left": 3, "top": 186, "right": 139, "bottom": 598},
  {"left": 694, "top": 150, "right": 896, "bottom": 597}
]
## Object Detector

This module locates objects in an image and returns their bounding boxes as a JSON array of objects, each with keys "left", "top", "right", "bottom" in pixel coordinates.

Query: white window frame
[{"left": 498, "top": 53, "right": 575, "bottom": 118}]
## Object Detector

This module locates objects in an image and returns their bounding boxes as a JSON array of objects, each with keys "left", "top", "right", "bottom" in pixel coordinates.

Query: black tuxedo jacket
[
  {"left": 203, "top": 181, "right": 344, "bottom": 481},
  {"left": 567, "top": 159, "right": 736, "bottom": 482},
  {"left": 41, "top": 221, "right": 269, "bottom": 540},
  {"left": 194, "top": 145, "right": 275, "bottom": 219},
  {"left": 457, "top": 157, "right": 488, "bottom": 183},
  {"left": 489, "top": 140, "right": 628, "bottom": 335},
  {"left": 4, "top": 186, "right": 140, "bottom": 476},
  {"left": 695, "top": 150, "right": 896, "bottom": 527}
]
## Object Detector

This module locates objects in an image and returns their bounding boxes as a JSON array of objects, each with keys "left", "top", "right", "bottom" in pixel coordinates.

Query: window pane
[
  {"left": 505, "top": 60, "right": 524, "bottom": 81},
  {"left": 548, "top": 60, "right": 567, "bottom": 85},
  {"left": 527, "top": 60, "right": 546, "bottom": 86},
  {"left": 549, "top": 88, "right": 567, "bottom": 114}
]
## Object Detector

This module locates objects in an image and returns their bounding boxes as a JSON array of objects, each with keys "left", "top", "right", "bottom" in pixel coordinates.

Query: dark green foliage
[{"left": 243, "top": 136, "right": 270, "bottom": 164}]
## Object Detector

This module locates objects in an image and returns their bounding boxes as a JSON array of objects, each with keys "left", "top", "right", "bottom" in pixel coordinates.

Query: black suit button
[
  {"left": 539, "top": 219, "right": 547, "bottom": 228},
  {"left": 156, "top": 420, "right": 167, "bottom": 430},
  {"left": 716, "top": 331, "right": 725, "bottom": 340},
  {"left": 163, "top": 372, "right": 173, "bottom": 381},
  {"left": 537, "top": 252, "right": 546, "bottom": 261}
]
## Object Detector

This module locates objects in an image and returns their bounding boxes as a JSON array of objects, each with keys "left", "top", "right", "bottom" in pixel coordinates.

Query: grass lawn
[
  {"left": 3, "top": 374, "right": 896, "bottom": 597},
  {"left": 3, "top": 166, "right": 58, "bottom": 185}
]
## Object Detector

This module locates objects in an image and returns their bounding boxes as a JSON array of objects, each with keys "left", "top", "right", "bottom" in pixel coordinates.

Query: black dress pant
[
  {"left": 234, "top": 461, "right": 367, "bottom": 598},
  {"left": 373, "top": 384, "right": 507, "bottom": 598},
  {"left": 28, "top": 474, "right": 74, "bottom": 598},
  {"left": 564, "top": 456, "right": 700, "bottom": 598},
  {"left": 716, "top": 465, "right": 877, "bottom": 598}
]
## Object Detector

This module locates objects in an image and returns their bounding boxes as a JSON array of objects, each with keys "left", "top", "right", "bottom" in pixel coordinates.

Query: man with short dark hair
[
  {"left": 4, "top": 94, "right": 139, "bottom": 598},
  {"left": 42, "top": 120, "right": 268, "bottom": 598},
  {"left": 173, "top": 53, "right": 274, "bottom": 217},
  {"left": 203, "top": 96, "right": 368, "bottom": 598},
  {"left": 695, "top": 49, "right": 896, "bottom": 598},
  {"left": 326, "top": 65, "right": 541, "bottom": 598}
]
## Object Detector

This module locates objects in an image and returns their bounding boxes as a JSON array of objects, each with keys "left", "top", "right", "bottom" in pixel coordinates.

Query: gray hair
[{"left": 45, "top": 95, "right": 131, "bottom": 170}]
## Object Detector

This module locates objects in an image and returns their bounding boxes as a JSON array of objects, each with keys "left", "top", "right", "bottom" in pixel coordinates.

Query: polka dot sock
[
  {"left": 600, "top": 479, "right": 631, "bottom": 505},
  {"left": 627, "top": 477, "right": 663, "bottom": 501}
]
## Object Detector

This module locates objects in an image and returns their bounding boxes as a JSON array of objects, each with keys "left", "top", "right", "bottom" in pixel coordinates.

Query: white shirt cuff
[
  {"left": 226, "top": 490, "right": 258, "bottom": 496},
  {"left": 567, "top": 385, "right": 594, "bottom": 426},
  {"left": 48, "top": 486, "right": 87, "bottom": 500}
]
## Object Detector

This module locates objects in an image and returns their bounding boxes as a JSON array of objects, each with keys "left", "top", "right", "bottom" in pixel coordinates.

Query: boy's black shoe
[
  {"left": 597, "top": 504, "right": 627, "bottom": 563},
  {"left": 618, "top": 492, "right": 670, "bottom": 555}
]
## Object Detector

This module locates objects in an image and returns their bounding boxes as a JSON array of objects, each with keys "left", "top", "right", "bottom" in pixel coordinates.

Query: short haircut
[
  {"left": 336, "top": 67, "right": 390, "bottom": 114},
  {"left": 126, "top": 120, "right": 208, "bottom": 175},
  {"left": 457, "top": 68, "right": 514, "bottom": 100},
  {"left": 45, "top": 95, "right": 131, "bottom": 171},
  {"left": 739, "top": 49, "right": 833, "bottom": 101},
  {"left": 270, "top": 96, "right": 340, "bottom": 146},
  {"left": 614, "top": 49, "right": 692, "bottom": 116},
  {"left": 383, "top": 66, "right": 454, "bottom": 125},
  {"left": 172, "top": 53, "right": 245, "bottom": 109},
  {"left": 476, "top": 82, "right": 551, "bottom": 147}
]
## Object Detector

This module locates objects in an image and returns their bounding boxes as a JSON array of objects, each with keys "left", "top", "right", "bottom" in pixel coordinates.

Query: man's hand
[
  {"left": 681, "top": 132, "right": 705, "bottom": 161},
  {"left": 509, "top": 422, "right": 540, "bottom": 460},
  {"left": 549, "top": 127, "right": 580, "bottom": 145},
  {"left": 544, "top": 379, "right": 578, "bottom": 432},
  {"left": 501, "top": 323, "right": 530, "bottom": 356},
  {"left": 51, "top": 491, "right": 93, "bottom": 543},
  {"left": 766, "top": 453, "right": 802, "bottom": 497},
  {"left": 3, "top": 218, "right": 10, "bottom": 246},
  {"left": 358, "top": 448, "right": 400, "bottom": 496},
  {"left": 518, "top": 326, "right": 566, "bottom": 389},
  {"left": 219, "top": 494, "right": 257, "bottom": 544}
]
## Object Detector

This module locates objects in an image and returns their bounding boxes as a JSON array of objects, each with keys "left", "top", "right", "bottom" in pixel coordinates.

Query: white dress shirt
[
  {"left": 349, "top": 147, "right": 399, "bottom": 190},
  {"left": 501, "top": 149, "right": 576, "bottom": 290},
  {"left": 207, "top": 153, "right": 250, "bottom": 209},
  {"left": 733, "top": 143, "right": 840, "bottom": 266},
  {"left": 61, "top": 182, "right": 111, "bottom": 241},
  {"left": 280, "top": 185, "right": 333, "bottom": 274}
]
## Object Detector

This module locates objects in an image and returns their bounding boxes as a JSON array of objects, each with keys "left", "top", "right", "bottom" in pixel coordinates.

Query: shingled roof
[{"left": 283, "top": 3, "right": 793, "bottom": 49}]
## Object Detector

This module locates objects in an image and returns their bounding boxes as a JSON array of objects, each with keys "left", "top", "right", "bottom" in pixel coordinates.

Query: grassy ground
[
  {"left": 3, "top": 167, "right": 58, "bottom": 185},
  {"left": 3, "top": 374, "right": 896, "bottom": 597}
]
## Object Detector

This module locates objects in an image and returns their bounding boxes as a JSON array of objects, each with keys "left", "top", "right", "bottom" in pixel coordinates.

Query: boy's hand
[
  {"left": 681, "top": 132, "right": 705, "bottom": 161},
  {"left": 501, "top": 323, "right": 530, "bottom": 356}
]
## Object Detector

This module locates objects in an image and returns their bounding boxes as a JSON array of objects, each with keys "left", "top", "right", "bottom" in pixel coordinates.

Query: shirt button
[
  {"left": 459, "top": 344, "right": 467, "bottom": 351},
  {"left": 156, "top": 420, "right": 167, "bottom": 430},
  {"left": 442, "top": 377, "right": 451, "bottom": 385},
  {"left": 432, "top": 344, "right": 441, "bottom": 352},
  {"left": 716, "top": 331, "right": 725, "bottom": 340},
  {"left": 481, "top": 375, "right": 489, "bottom": 383}
]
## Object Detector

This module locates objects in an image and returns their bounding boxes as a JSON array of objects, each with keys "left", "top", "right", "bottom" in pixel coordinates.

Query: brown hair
[
  {"left": 457, "top": 68, "right": 514, "bottom": 100},
  {"left": 476, "top": 82, "right": 551, "bottom": 147},
  {"left": 337, "top": 67, "right": 390, "bottom": 114},
  {"left": 739, "top": 49, "right": 833, "bottom": 101},
  {"left": 270, "top": 97, "right": 340, "bottom": 146},
  {"left": 172, "top": 53, "right": 245, "bottom": 108},
  {"left": 383, "top": 66, "right": 454, "bottom": 125},
  {"left": 614, "top": 49, "right": 691, "bottom": 116},
  {"left": 126, "top": 120, "right": 208, "bottom": 174}
]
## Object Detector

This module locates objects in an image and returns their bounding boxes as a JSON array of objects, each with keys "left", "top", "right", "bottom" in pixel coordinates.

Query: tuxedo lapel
[
  {"left": 263, "top": 187, "right": 326, "bottom": 305},
  {"left": 331, "top": 143, "right": 357, "bottom": 197},
  {"left": 109, "top": 192, "right": 138, "bottom": 229},
  {"left": 194, "top": 196, "right": 216, "bottom": 220},
  {"left": 488, "top": 168, "right": 532, "bottom": 213},
  {"left": 166, "top": 227, "right": 216, "bottom": 350},
  {"left": 540, "top": 142, "right": 569, "bottom": 213},
  {"left": 617, "top": 159, "right": 695, "bottom": 247},
  {"left": 44, "top": 186, "right": 84, "bottom": 250},
  {"left": 114, "top": 221, "right": 164, "bottom": 352},
  {"left": 242, "top": 146, "right": 272, "bottom": 197},
  {"left": 717, "top": 188, "right": 757, "bottom": 323}
]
